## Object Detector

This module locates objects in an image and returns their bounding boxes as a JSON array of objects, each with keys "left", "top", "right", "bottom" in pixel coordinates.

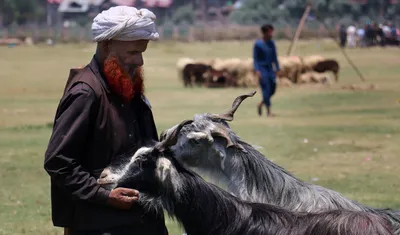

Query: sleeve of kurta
[
  {"left": 271, "top": 41, "right": 280, "bottom": 71},
  {"left": 253, "top": 42, "right": 261, "bottom": 72},
  {"left": 44, "top": 83, "right": 110, "bottom": 205}
]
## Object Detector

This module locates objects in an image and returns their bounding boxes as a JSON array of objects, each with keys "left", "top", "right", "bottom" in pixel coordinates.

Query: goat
[
  {"left": 160, "top": 90, "right": 400, "bottom": 234},
  {"left": 97, "top": 122, "right": 394, "bottom": 235}
]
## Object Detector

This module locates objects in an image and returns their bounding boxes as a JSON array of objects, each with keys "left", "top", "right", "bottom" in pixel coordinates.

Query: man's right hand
[
  {"left": 107, "top": 187, "right": 139, "bottom": 210},
  {"left": 255, "top": 71, "right": 261, "bottom": 78}
]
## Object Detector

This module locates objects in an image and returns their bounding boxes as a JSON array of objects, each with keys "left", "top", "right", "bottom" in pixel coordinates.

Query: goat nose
[{"left": 99, "top": 169, "right": 110, "bottom": 179}]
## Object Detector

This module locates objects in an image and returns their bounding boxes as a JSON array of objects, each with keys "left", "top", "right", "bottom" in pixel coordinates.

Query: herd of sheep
[{"left": 176, "top": 55, "right": 340, "bottom": 88}]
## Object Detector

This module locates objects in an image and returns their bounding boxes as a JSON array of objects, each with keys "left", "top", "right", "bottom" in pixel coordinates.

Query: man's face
[
  {"left": 104, "top": 39, "right": 149, "bottom": 77},
  {"left": 264, "top": 29, "right": 273, "bottom": 40}
]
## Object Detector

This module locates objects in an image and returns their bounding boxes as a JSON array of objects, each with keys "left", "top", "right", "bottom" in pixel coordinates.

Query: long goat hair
[
  {"left": 97, "top": 138, "right": 394, "bottom": 235},
  {"left": 165, "top": 156, "right": 393, "bottom": 235},
  {"left": 161, "top": 91, "right": 400, "bottom": 234}
]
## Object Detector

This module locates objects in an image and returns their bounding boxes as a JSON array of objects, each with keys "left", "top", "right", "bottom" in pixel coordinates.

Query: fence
[{"left": 0, "top": 23, "right": 339, "bottom": 44}]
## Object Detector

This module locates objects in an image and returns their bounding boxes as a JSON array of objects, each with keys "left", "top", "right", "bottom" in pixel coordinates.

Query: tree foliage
[
  {"left": 0, "top": 0, "right": 45, "bottom": 26},
  {"left": 171, "top": 4, "right": 195, "bottom": 25},
  {"left": 229, "top": 0, "right": 399, "bottom": 26}
]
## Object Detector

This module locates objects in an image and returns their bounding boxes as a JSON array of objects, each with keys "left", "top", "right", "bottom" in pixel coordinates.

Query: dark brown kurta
[{"left": 44, "top": 57, "right": 167, "bottom": 233}]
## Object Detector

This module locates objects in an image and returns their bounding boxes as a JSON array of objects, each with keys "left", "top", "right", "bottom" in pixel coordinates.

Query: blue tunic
[{"left": 253, "top": 39, "right": 280, "bottom": 107}]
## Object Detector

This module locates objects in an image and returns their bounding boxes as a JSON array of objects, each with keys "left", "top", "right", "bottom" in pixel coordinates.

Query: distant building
[{"left": 51, "top": 0, "right": 175, "bottom": 24}]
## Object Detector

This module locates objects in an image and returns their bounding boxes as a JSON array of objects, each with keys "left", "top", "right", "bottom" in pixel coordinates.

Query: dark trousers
[
  {"left": 68, "top": 223, "right": 168, "bottom": 235},
  {"left": 340, "top": 36, "right": 346, "bottom": 48},
  {"left": 260, "top": 78, "right": 276, "bottom": 107}
]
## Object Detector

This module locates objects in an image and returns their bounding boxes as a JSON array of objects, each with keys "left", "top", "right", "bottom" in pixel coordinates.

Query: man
[
  {"left": 253, "top": 24, "right": 280, "bottom": 117},
  {"left": 44, "top": 6, "right": 168, "bottom": 235},
  {"left": 356, "top": 25, "right": 365, "bottom": 47},
  {"left": 339, "top": 24, "right": 347, "bottom": 48},
  {"left": 376, "top": 23, "right": 386, "bottom": 47},
  {"left": 346, "top": 24, "right": 357, "bottom": 48}
]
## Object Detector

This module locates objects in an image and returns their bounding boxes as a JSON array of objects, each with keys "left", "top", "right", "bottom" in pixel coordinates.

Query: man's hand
[
  {"left": 254, "top": 70, "right": 261, "bottom": 78},
  {"left": 275, "top": 70, "right": 283, "bottom": 77},
  {"left": 107, "top": 187, "right": 139, "bottom": 210}
]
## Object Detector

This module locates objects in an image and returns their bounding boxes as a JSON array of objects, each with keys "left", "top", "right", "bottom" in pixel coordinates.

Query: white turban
[{"left": 91, "top": 6, "right": 159, "bottom": 42}]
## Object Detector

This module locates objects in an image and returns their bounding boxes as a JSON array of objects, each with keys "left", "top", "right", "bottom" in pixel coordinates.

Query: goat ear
[
  {"left": 159, "top": 130, "right": 167, "bottom": 141},
  {"left": 151, "top": 146, "right": 163, "bottom": 158}
]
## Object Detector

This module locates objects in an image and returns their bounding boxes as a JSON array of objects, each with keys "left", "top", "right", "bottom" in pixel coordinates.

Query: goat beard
[{"left": 103, "top": 56, "right": 144, "bottom": 103}]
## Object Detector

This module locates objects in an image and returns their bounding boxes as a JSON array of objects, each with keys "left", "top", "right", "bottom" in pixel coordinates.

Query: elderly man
[{"left": 44, "top": 6, "right": 168, "bottom": 235}]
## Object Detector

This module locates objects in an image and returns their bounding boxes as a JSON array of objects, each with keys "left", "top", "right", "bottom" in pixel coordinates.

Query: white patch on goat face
[
  {"left": 156, "top": 158, "right": 172, "bottom": 182},
  {"left": 129, "top": 147, "right": 152, "bottom": 164},
  {"left": 219, "top": 151, "right": 226, "bottom": 170},
  {"left": 156, "top": 157, "right": 182, "bottom": 193},
  {"left": 186, "top": 131, "right": 213, "bottom": 143},
  {"left": 104, "top": 147, "right": 153, "bottom": 183}
]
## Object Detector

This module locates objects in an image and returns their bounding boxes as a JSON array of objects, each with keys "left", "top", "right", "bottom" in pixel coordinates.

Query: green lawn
[{"left": 0, "top": 40, "right": 399, "bottom": 234}]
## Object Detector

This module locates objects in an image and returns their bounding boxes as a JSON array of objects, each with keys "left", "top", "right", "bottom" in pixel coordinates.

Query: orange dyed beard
[{"left": 103, "top": 56, "right": 144, "bottom": 103}]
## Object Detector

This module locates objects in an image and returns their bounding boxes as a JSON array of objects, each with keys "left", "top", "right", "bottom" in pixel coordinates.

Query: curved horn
[
  {"left": 211, "top": 90, "right": 256, "bottom": 121},
  {"left": 156, "top": 119, "right": 193, "bottom": 151}
]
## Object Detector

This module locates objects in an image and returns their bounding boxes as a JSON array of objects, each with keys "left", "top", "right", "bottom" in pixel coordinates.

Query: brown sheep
[
  {"left": 312, "top": 59, "right": 340, "bottom": 82},
  {"left": 182, "top": 63, "right": 213, "bottom": 87}
]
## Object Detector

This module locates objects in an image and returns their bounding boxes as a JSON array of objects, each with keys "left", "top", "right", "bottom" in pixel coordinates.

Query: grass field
[{"left": 0, "top": 39, "right": 399, "bottom": 235}]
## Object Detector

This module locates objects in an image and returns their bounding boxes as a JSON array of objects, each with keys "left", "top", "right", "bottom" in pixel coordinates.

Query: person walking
[{"left": 253, "top": 24, "right": 281, "bottom": 117}]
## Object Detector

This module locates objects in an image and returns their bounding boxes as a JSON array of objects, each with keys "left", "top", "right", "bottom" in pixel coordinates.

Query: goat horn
[
  {"left": 211, "top": 90, "right": 256, "bottom": 121},
  {"left": 156, "top": 119, "right": 193, "bottom": 150},
  {"left": 210, "top": 124, "right": 247, "bottom": 152}
]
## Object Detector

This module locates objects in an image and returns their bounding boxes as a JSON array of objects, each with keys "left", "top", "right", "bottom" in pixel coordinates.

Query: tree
[
  {"left": 229, "top": 0, "right": 291, "bottom": 26},
  {"left": 228, "top": 0, "right": 398, "bottom": 26},
  {"left": 0, "top": 0, "right": 45, "bottom": 26},
  {"left": 171, "top": 4, "right": 195, "bottom": 25}
]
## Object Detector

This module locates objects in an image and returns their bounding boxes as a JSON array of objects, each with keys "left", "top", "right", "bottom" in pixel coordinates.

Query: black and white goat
[
  {"left": 159, "top": 91, "right": 400, "bottom": 234},
  {"left": 97, "top": 121, "right": 394, "bottom": 235}
]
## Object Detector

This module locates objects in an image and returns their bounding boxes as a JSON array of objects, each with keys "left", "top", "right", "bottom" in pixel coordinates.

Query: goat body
[{"left": 98, "top": 146, "right": 393, "bottom": 235}]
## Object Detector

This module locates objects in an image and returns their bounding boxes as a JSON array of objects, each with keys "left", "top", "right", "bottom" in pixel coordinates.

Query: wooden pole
[
  {"left": 287, "top": 3, "right": 312, "bottom": 56},
  {"left": 314, "top": 15, "right": 366, "bottom": 82}
]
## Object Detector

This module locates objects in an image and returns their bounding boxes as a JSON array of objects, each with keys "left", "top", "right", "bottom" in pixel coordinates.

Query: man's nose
[{"left": 134, "top": 54, "right": 144, "bottom": 67}]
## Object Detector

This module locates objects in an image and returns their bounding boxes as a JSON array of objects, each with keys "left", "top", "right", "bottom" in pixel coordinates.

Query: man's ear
[
  {"left": 101, "top": 40, "right": 115, "bottom": 55},
  {"left": 98, "top": 41, "right": 107, "bottom": 51}
]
